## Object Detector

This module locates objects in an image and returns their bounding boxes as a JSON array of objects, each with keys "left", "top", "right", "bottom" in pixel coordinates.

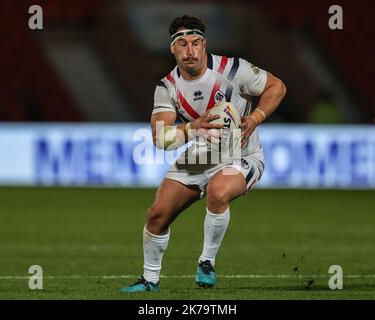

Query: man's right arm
[
  {"left": 151, "top": 111, "right": 178, "bottom": 149},
  {"left": 151, "top": 83, "right": 183, "bottom": 149},
  {"left": 151, "top": 110, "right": 224, "bottom": 150},
  {"left": 151, "top": 85, "right": 223, "bottom": 150}
]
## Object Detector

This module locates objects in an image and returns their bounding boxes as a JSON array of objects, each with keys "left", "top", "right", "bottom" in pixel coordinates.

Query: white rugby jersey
[{"left": 152, "top": 53, "right": 267, "bottom": 159}]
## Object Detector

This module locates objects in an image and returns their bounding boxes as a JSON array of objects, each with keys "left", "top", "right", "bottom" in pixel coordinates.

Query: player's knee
[
  {"left": 206, "top": 184, "right": 229, "bottom": 208},
  {"left": 147, "top": 205, "right": 163, "bottom": 224},
  {"left": 146, "top": 205, "right": 169, "bottom": 233}
]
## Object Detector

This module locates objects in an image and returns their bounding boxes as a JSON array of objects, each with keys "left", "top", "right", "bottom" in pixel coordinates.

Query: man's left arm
[{"left": 240, "top": 72, "right": 286, "bottom": 148}]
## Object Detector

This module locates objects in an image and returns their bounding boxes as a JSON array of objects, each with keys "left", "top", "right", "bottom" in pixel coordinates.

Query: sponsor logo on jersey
[
  {"left": 241, "top": 158, "right": 250, "bottom": 169},
  {"left": 250, "top": 64, "right": 260, "bottom": 75},
  {"left": 214, "top": 90, "right": 225, "bottom": 104},
  {"left": 193, "top": 90, "right": 204, "bottom": 101}
]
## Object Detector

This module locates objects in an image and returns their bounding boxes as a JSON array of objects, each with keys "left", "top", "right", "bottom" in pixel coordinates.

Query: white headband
[{"left": 170, "top": 29, "right": 205, "bottom": 46}]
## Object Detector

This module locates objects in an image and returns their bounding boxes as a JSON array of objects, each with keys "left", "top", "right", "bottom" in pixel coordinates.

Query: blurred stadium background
[{"left": 0, "top": 0, "right": 374, "bottom": 299}]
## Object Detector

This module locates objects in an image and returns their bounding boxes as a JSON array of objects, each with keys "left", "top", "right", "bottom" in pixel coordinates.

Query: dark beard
[{"left": 184, "top": 66, "right": 201, "bottom": 77}]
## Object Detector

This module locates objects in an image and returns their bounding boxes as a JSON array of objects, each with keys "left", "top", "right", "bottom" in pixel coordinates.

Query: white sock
[
  {"left": 198, "top": 206, "right": 230, "bottom": 266},
  {"left": 143, "top": 226, "right": 170, "bottom": 283}
]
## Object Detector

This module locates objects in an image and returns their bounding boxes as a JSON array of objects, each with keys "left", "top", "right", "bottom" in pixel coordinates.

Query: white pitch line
[{"left": 1, "top": 274, "right": 375, "bottom": 280}]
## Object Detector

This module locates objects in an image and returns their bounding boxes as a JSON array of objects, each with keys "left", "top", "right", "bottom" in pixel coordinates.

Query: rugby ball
[
  {"left": 207, "top": 101, "right": 241, "bottom": 129},
  {"left": 206, "top": 102, "right": 241, "bottom": 150}
]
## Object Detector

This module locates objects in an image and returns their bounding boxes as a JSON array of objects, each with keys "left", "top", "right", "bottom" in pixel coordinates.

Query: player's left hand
[{"left": 239, "top": 116, "right": 257, "bottom": 148}]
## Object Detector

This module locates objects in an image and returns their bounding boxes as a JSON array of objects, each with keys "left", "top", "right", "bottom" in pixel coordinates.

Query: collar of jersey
[{"left": 179, "top": 66, "right": 210, "bottom": 84}]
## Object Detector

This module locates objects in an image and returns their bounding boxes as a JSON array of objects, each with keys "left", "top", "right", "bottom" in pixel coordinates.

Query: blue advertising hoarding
[{"left": 0, "top": 123, "right": 374, "bottom": 188}]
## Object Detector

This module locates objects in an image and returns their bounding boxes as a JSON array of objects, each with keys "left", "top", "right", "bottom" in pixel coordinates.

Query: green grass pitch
[{"left": 0, "top": 187, "right": 374, "bottom": 299}]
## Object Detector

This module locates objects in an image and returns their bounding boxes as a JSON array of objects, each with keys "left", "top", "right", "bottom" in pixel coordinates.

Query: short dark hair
[{"left": 169, "top": 15, "right": 205, "bottom": 36}]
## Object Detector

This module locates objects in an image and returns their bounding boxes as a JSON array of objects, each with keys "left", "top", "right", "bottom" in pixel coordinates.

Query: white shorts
[{"left": 165, "top": 152, "right": 265, "bottom": 199}]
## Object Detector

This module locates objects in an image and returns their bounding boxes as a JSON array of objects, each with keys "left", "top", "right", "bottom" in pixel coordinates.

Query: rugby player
[{"left": 121, "top": 15, "right": 286, "bottom": 292}]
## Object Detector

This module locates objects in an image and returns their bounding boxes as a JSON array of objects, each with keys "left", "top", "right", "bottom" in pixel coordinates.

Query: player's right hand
[
  {"left": 190, "top": 110, "right": 223, "bottom": 130},
  {"left": 190, "top": 110, "right": 223, "bottom": 141}
]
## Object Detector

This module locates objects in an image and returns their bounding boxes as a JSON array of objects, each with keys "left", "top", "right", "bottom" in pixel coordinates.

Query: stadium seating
[
  {"left": 1, "top": 0, "right": 373, "bottom": 122},
  {"left": 258, "top": 0, "right": 375, "bottom": 121},
  {"left": 0, "top": 0, "right": 99, "bottom": 121}
]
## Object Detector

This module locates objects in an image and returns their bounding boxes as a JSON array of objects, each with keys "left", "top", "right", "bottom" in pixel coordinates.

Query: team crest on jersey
[
  {"left": 214, "top": 90, "right": 225, "bottom": 104},
  {"left": 241, "top": 158, "right": 249, "bottom": 169}
]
